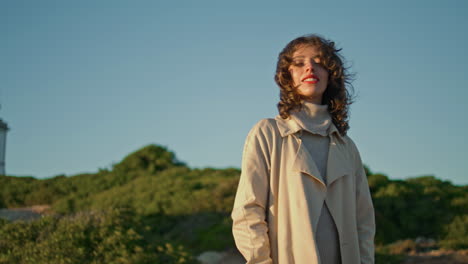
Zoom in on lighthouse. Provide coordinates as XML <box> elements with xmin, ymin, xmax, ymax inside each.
<box><xmin>0</xmin><ymin>118</ymin><xmax>8</xmax><ymax>175</ymax></box>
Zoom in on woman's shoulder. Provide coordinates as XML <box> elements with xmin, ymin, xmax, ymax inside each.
<box><xmin>246</xmin><ymin>118</ymin><xmax>281</xmax><ymax>140</ymax></box>
<box><xmin>249</xmin><ymin>118</ymin><xmax>278</xmax><ymax>132</ymax></box>
<box><xmin>252</xmin><ymin>118</ymin><xmax>277</xmax><ymax>129</ymax></box>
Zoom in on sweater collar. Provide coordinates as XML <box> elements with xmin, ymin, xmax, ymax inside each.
<box><xmin>274</xmin><ymin>102</ymin><xmax>343</xmax><ymax>141</ymax></box>
<box><xmin>290</xmin><ymin>102</ymin><xmax>332</xmax><ymax>136</ymax></box>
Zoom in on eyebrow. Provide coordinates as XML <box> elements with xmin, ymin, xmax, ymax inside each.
<box><xmin>292</xmin><ymin>55</ymin><xmax>321</xmax><ymax>59</ymax></box>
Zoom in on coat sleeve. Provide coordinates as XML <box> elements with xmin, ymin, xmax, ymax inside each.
<box><xmin>354</xmin><ymin>146</ymin><xmax>376</xmax><ymax>264</ymax></box>
<box><xmin>231</xmin><ymin>120</ymin><xmax>274</xmax><ymax>264</ymax></box>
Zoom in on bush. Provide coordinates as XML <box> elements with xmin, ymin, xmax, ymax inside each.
<box><xmin>0</xmin><ymin>209</ymin><xmax>198</xmax><ymax>264</ymax></box>
<box><xmin>440</xmin><ymin>214</ymin><xmax>468</xmax><ymax>249</ymax></box>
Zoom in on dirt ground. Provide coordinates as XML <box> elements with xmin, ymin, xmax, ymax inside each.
<box><xmin>219</xmin><ymin>250</ymin><xmax>468</xmax><ymax>264</ymax></box>
<box><xmin>402</xmin><ymin>251</ymin><xmax>468</xmax><ymax>264</ymax></box>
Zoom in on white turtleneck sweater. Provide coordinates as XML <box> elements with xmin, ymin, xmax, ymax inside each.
<box><xmin>290</xmin><ymin>101</ymin><xmax>341</xmax><ymax>264</ymax></box>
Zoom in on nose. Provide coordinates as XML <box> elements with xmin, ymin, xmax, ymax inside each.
<box><xmin>305</xmin><ymin>60</ymin><xmax>315</xmax><ymax>73</ymax></box>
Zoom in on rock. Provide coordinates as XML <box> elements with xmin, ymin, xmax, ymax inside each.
<box><xmin>197</xmin><ymin>251</ymin><xmax>224</xmax><ymax>264</ymax></box>
<box><xmin>197</xmin><ymin>249</ymin><xmax>245</xmax><ymax>264</ymax></box>
<box><xmin>415</xmin><ymin>236</ymin><xmax>436</xmax><ymax>245</ymax></box>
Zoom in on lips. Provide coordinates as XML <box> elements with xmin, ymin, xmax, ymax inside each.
<box><xmin>301</xmin><ymin>74</ymin><xmax>319</xmax><ymax>84</ymax></box>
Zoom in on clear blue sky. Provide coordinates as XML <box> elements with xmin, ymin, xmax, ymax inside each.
<box><xmin>2</xmin><ymin>1</ymin><xmax>467</xmax><ymax>185</ymax></box>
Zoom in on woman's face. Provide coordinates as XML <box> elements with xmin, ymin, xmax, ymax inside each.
<box><xmin>288</xmin><ymin>45</ymin><xmax>329</xmax><ymax>104</ymax></box>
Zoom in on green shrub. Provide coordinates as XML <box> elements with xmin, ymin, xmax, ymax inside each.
<box><xmin>2</xmin><ymin>145</ymin><xmax>467</xmax><ymax>259</ymax></box>
<box><xmin>440</xmin><ymin>214</ymin><xmax>468</xmax><ymax>249</ymax></box>
<box><xmin>0</xmin><ymin>209</ymin><xmax>198</xmax><ymax>264</ymax></box>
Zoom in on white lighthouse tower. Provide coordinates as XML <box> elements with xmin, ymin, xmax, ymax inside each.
<box><xmin>0</xmin><ymin>118</ymin><xmax>8</xmax><ymax>175</ymax></box>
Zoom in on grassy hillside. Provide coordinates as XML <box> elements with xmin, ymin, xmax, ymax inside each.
<box><xmin>0</xmin><ymin>144</ymin><xmax>466</xmax><ymax>263</ymax></box>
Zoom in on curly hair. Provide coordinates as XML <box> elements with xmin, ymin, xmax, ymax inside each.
<box><xmin>274</xmin><ymin>34</ymin><xmax>354</xmax><ymax>136</ymax></box>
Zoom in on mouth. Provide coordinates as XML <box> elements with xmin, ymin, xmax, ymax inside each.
<box><xmin>301</xmin><ymin>74</ymin><xmax>319</xmax><ymax>84</ymax></box>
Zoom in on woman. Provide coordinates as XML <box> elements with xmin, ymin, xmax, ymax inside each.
<box><xmin>231</xmin><ymin>34</ymin><xmax>375</xmax><ymax>264</ymax></box>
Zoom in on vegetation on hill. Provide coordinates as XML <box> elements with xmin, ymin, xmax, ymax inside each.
<box><xmin>0</xmin><ymin>144</ymin><xmax>466</xmax><ymax>263</ymax></box>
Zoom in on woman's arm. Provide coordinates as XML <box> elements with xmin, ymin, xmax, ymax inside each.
<box><xmin>231</xmin><ymin>120</ymin><xmax>274</xmax><ymax>264</ymax></box>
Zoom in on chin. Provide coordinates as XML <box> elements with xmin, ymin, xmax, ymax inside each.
<box><xmin>298</xmin><ymin>90</ymin><xmax>320</xmax><ymax>98</ymax></box>
<box><xmin>299</xmin><ymin>87</ymin><xmax>326</xmax><ymax>97</ymax></box>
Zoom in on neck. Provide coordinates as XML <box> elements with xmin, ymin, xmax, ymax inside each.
<box><xmin>303</xmin><ymin>97</ymin><xmax>322</xmax><ymax>105</ymax></box>
<box><xmin>290</xmin><ymin>101</ymin><xmax>332</xmax><ymax>136</ymax></box>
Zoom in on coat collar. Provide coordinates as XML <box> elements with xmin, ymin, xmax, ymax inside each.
<box><xmin>275</xmin><ymin>115</ymin><xmax>351</xmax><ymax>187</ymax></box>
<box><xmin>274</xmin><ymin>115</ymin><xmax>344</xmax><ymax>143</ymax></box>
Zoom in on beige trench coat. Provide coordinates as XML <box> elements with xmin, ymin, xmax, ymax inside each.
<box><xmin>231</xmin><ymin>117</ymin><xmax>375</xmax><ymax>264</ymax></box>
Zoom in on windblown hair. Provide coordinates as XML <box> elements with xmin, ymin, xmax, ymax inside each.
<box><xmin>274</xmin><ymin>34</ymin><xmax>354</xmax><ymax>136</ymax></box>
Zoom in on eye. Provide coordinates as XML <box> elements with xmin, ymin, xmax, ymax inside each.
<box><xmin>291</xmin><ymin>60</ymin><xmax>305</xmax><ymax>67</ymax></box>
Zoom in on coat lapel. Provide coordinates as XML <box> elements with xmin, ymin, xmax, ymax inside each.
<box><xmin>276</xmin><ymin>115</ymin><xmax>351</xmax><ymax>186</ymax></box>
<box><xmin>291</xmin><ymin>136</ymin><xmax>325</xmax><ymax>186</ymax></box>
